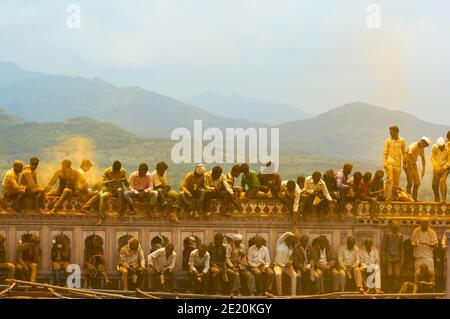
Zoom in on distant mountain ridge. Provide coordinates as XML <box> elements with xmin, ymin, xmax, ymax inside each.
<box><xmin>0</xmin><ymin>62</ymin><xmax>261</xmax><ymax>138</ymax></box>
<box><xmin>187</xmin><ymin>92</ymin><xmax>312</xmax><ymax>125</ymax></box>
<box><xmin>278</xmin><ymin>102</ymin><xmax>450</xmax><ymax>161</ymax></box>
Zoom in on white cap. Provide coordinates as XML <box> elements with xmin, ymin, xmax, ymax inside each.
<box><xmin>233</xmin><ymin>234</ymin><xmax>243</xmax><ymax>241</ymax></box>
<box><xmin>195</xmin><ymin>163</ymin><xmax>206</xmax><ymax>175</ymax></box>
<box><xmin>437</xmin><ymin>137</ymin><xmax>446</xmax><ymax>147</ymax></box>
<box><xmin>421</xmin><ymin>136</ymin><xmax>432</xmax><ymax>146</ymax></box>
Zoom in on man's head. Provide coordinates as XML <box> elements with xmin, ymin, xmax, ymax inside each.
<box><xmin>420</xmin><ymin>220</ymin><xmax>429</xmax><ymax>231</ymax></box>
<box><xmin>61</xmin><ymin>159</ymin><xmax>72</xmax><ymax>173</ymax></box>
<box><xmin>389</xmin><ymin>126</ymin><xmax>399</xmax><ymax>139</ymax></box>
<box><xmin>296</xmin><ymin>176</ymin><xmax>306</xmax><ymax>188</ymax></box>
<box><xmin>363</xmin><ymin>172</ymin><xmax>372</xmax><ymax>182</ymax></box>
<box><xmin>165</xmin><ymin>243</ymin><xmax>174</xmax><ymax>255</ymax></box>
<box><xmin>346</xmin><ymin>235</ymin><xmax>356</xmax><ymax>250</ymax></box>
<box><xmin>13</xmin><ymin>160</ymin><xmax>24</xmax><ymax>174</ymax></box>
<box><xmin>286</xmin><ymin>180</ymin><xmax>296</xmax><ymax>193</ymax></box>
<box><xmin>364</xmin><ymin>238</ymin><xmax>373</xmax><ymax>251</ymax></box>
<box><xmin>29</xmin><ymin>157</ymin><xmax>40</xmax><ymax>171</ymax></box>
<box><xmin>211</xmin><ymin>166</ymin><xmax>223</xmax><ymax>180</ymax></box>
<box><xmin>240</xmin><ymin>163</ymin><xmax>250</xmax><ymax>176</ymax></box>
<box><xmin>285</xmin><ymin>234</ymin><xmax>295</xmax><ymax>248</ymax></box>
<box><xmin>129</xmin><ymin>238</ymin><xmax>139</xmax><ymax>251</ymax></box>
<box><xmin>343</xmin><ymin>163</ymin><xmax>353</xmax><ymax>176</ymax></box>
<box><xmin>214</xmin><ymin>232</ymin><xmax>224</xmax><ymax>246</ymax></box>
<box><xmin>80</xmin><ymin>159</ymin><xmax>93</xmax><ymax>172</ymax></box>
<box><xmin>300</xmin><ymin>235</ymin><xmax>309</xmax><ymax>248</ymax></box>
<box><xmin>233</xmin><ymin>233</ymin><xmax>243</xmax><ymax>247</ymax></box>
<box><xmin>352</xmin><ymin>171</ymin><xmax>363</xmax><ymax>183</ymax></box>
<box><xmin>112</xmin><ymin>160</ymin><xmax>122</xmax><ymax>172</ymax></box>
<box><xmin>312</xmin><ymin>171</ymin><xmax>321</xmax><ymax>184</ymax></box>
<box><xmin>195</xmin><ymin>163</ymin><xmax>206</xmax><ymax>176</ymax></box>
<box><xmin>156</xmin><ymin>162</ymin><xmax>168</xmax><ymax>176</ymax></box>
<box><xmin>390</xmin><ymin>220</ymin><xmax>400</xmax><ymax>233</ymax></box>
<box><xmin>231</xmin><ymin>164</ymin><xmax>241</xmax><ymax>178</ymax></box>
<box><xmin>138</xmin><ymin>163</ymin><xmax>148</xmax><ymax>177</ymax></box>
<box><xmin>198</xmin><ymin>244</ymin><xmax>207</xmax><ymax>257</ymax></box>
<box><xmin>437</xmin><ymin>137</ymin><xmax>446</xmax><ymax>151</ymax></box>
<box><xmin>374</xmin><ymin>170</ymin><xmax>384</xmax><ymax>180</ymax></box>
<box><xmin>418</xmin><ymin>136</ymin><xmax>432</xmax><ymax>149</ymax></box>
<box><xmin>254</xmin><ymin>235</ymin><xmax>264</xmax><ymax>248</ymax></box>
<box><xmin>30</xmin><ymin>235</ymin><xmax>40</xmax><ymax>245</ymax></box>
<box><xmin>318</xmin><ymin>235</ymin><xmax>328</xmax><ymax>249</ymax></box>
<box><xmin>0</xmin><ymin>234</ymin><xmax>5</xmax><ymax>246</ymax></box>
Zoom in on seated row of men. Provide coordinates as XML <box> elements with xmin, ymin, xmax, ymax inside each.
<box><xmin>0</xmin><ymin>219</ymin><xmax>441</xmax><ymax>294</ymax></box>
<box><xmin>2</xmin><ymin>155</ymin><xmax>412</xmax><ymax>225</ymax></box>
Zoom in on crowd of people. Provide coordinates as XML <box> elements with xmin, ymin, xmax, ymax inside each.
<box><xmin>0</xmin><ymin>219</ymin><xmax>445</xmax><ymax>295</ymax></box>
<box><xmin>1</xmin><ymin>127</ymin><xmax>449</xmax><ymax>225</ymax></box>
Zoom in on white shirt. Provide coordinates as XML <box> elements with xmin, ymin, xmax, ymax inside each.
<box><xmin>247</xmin><ymin>245</ymin><xmax>271</xmax><ymax>268</ymax></box>
<box><xmin>119</xmin><ymin>244</ymin><xmax>145</xmax><ymax>268</ymax></box>
<box><xmin>274</xmin><ymin>241</ymin><xmax>293</xmax><ymax>267</ymax></box>
<box><xmin>359</xmin><ymin>247</ymin><xmax>380</xmax><ymax>267</ymax></box>
<box><xmin>148</xmin><ymin>247</ymin><xmax>177</xmax><ymax>272</ymax></box>
<box><xmin>204</xmin><ymin>171</ymin><xmax>234</xmax><ymax>194</ymax></box>
<box><xmin>280</xmin><ymin>180</ymin><xmax>302</xmax><ymax>213</ymax></box>
<box><xmin>189</xmin><ymin>249</ymin><xmax>210</xmax><ymax>273</ymax></box>
<box><xmin>318</xmin><ymin>248</ymin><xmax>327</xmax><ymax>264</ymax></box>
<box><xmin>304</xmin><ymin>176</ymin><xmax>332</xmax><ymax>201</ymax></box>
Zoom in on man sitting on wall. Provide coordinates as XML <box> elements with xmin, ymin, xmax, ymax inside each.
<box><xmin>0</xmin><ymin>234</ymin><xmax>15</xmax><ymax>280</ymax></box>
<box><xmin>180</xmin><ymin>164</ymin><xmax>207</xmax><ymax>218</ymax></box>
<box><xmin>20</xmin><ymin>157</ymin><xmax>46</xmax><ymax>213</ymax></box>
<box><xmin>189</xmin><ymin>244</ymin><xmax>210</xmax><ymax>294</ymax></box>
<box><xmin>152</xmin><ymin>161</ymin><xmax>180</xmax><ymax>223</ymax></box>
<box><xmin>148</xmin><ymin>243</ymin><xmax>177</xmax><ymax>292</ymax></box>
<box><xmin>118</xmin><ymin>238</ymin><xmax>146</xmax><ymax>291</ymax></box>
<box><xmin>204</xmin><ymin>166</ymin><xmax>235</xmax><ymax>217</ymax></box>
<box><xmin>247</xmin><ymin>236</ymin><xmax>274</xmax><ymax>296</ymax></box>
<box><xmin>336</xmin><ymin>235</ymin><xmax>364</xmax><ymax>293</ymax></box>
<box><xmin>46</xmin><ymin>159</ymin><xmax>79</xmax><ymax>214</ymax></box>
<box><xmin>258</xmin><ymin>161</ymin><xmax>282</xmax><ymax>198</ymax></box>
<box><xmin>2</xmin><ymin>160</ymin><xmax>26</xmax><ymax>213</ymax></box>
<box><xmin>240</xmin><ymin>163</ymin><xmax>265</xmax><ymax>199</ymax></box>
<box><xmin>16</xmin><ymin>235</ymin><xmax>41</xmax><ymax>283</ymax></box>
<box><xmin>51</xmin><ymin>234</ymin><xmax>71</xmax><ymax>286</ymax></box>
<box><xmin>125</xmin><ymin>163</ymin><xmax>158</xmax><ymax>216</ymax></box>
<box><xmin>300</xmin><ymin>172</ymin><xmax>335</xmax><ymax>220</ymax></box>
<box><xmin>280</xmin><ymin>180</ymin><xmax>302</xmax><ymax>224</ymax></box>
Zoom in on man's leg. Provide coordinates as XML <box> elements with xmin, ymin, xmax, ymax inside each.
<box><xmin>240</xmin><ymin>268</ymin><xmax>256</xmax><ymax>295</ymax></box>
<box><xmin>432</xmin><ymin>169</ymin><xmax>442</xmax><ymax>202</ymax></box>
<box><xmin>249</xmin><ymin>267</ymin><xmax>262</xmax><ymax>294</ymax></box>
<box><xmin>353</xmin><ymin>267</ymin><xmax>363</xmax><ymax>290</ymax></box>
<box><xmin>411</xmin><ymin>164</ymin><xmax>420</xmax><ymax>201</ymax></box>
<box><xmin>273</xmin><ymin>265</ymin><xmax>284</xmax><ymax>295</ymax></box>
<box><xmin>209</xmin><ymin>266</ymin><xmax>220</xmax><ymax>294</ymax></box>
<box><xmin>392</xmin><ymin>166</ymin><xmax>401</xmax><ymax>198</ymax></box>
<box><xmin>263</xmin><ymin>267</ymin><xmax>274</xmax><ymax>294</ymax></box>
<box><xmin>405</xmin><ymin>165</ymin><xmax>413</xmax><ymax>195</ymax></box>
<box><xmin>52</xmin><ymin>188</ymin><xmax>73</xmax><ymax>212</ymax></box>
<box><xmin>98</xmin><ymin>192</ymin><xmax>112</xmax><ymax>222</ymax></box>
<box><xmin>29</xmin><ymin>262</ymin><xmax>38</xmax><ymax>282</ymax></box>
<box><xmin>83</xmin><ymin>192</ymin><xmax>100</xmax><ymax>211</ymax></box>
<box><xmin>286</xmin><ymin>265</ymin><xmax>298</xmax><ymax>296</ymax></box>
<box><xmin>385</xmin><ymin>165</ymin><xmax>394</xmax><ymax>200</ymax></box>
<box><xmin>441</xmin><ymin>169</ymin><xmax>449</xmax><ymax>203</ymax></box>
<box><xmin>334</xmin><ymin>268</ymin><xmax>346</xmax><ymax>292</ymax></box>
<box><xmin>119</xmin><ymin>266</ymin><xmax>129</xmax><ymax>291</ymax></box>
<box><xmin>0</xmin><ymin>262</ymin><xmax>15</xmax><ymax>279</ymax></box>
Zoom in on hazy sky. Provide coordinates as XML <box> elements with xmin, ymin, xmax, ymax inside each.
<box><xmin>0</xmin><ymin>0</ymin><xmax>449</xmax><ymax>124</ymax></box>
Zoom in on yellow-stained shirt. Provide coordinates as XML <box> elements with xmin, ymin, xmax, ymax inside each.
<box><xmin>383</xmin><ymin>137</ymin><xmax>406</xmax><ymax>167</ymax></box>
<box><xmin>431</xmin><ymin>144</ymin><xmax>448</xmax><ymax>170</ymax></box>
<box><xmin>2</xmin><ymin>168</ymin><xmax>23</xmax><ymax>194</ymax></box>
<box><xmin>151</xmin><ymin>170</ymin><xmax>169</xmax><ymax>188</ymax></box>
<box><xmin>407</xmin><ymin>142</ymin><xmax>425</xmax><ymax>163</ymax></box>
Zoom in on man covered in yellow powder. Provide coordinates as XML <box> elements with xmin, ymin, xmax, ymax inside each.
<box><xmin>46</xmin><ymin>159</ymin><xmax>80</xmax><ymax>214</ymax></box>
<box><xmin>404</xmin><ymin>136</ymin><xmax>431</xmax><ymax>201</ymax></box>
<box><xmin>21</xmin><ymin>157</ymin><xmax>46</xmax><ymax>212</ymax></box>
<box><xmin>383</xmin><ymin>126</ymin><xmax>407</xmax><ymax>201</ymax></box>
<box><xmin>2</xmin><ymin>160</ymin><xmax>26</xmax><ymax>213</ymax></box>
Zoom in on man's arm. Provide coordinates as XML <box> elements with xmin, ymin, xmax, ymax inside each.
<box><xmin>47</xmin><ymin>171</ymin><xmax>60</xmax><ymax>190</ymax></box>
<box><xmin>247</xmin><ymin>247</ymin><xmax>258</xmax><ymax>268</ymax></box>
<box><xmin>188</xmin><ymin>251</ymin><xmax>197</xmax><ymax>272</ymax></box>
<box><xmin>264</xmin><ymin>246</ymin><xmax>271</xmax><ymax>268</ymax></box>
<box><xmin>337</xmin><ymin>247</ymin><xmax>345</xmax><ymax>269</ymax></box>
<box><xmin>293</xmin><ymin>187</ymin><xmax>301</xmax><ymax>213</ymax></box>
<box><xmin>144</xmin><ymin>175</ymin><xmax>153</xmax><ymax>193</ymax></box>
<box><xmin>180</xmin><ymin>173</ymin><xmax>192</xmax><ymax>195</ymax></box>
<box><xmin>168</xmin><ymin>252</ymin><xmax>176</xmax><ymax>271</ymax></box>
<box><xmin>336</xmin><ymin>172</ymin><xmax>350</xmax><ymax>190</ymax></box>
<box><xmin>321</xmin><ymin>182</ymin><xmax>333</xmax><ymax>201</ymax></box>
<box><xmin>383</xmin><ymin>139</ymin><xmax>389</xmax><ymax>168</ymax></box>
